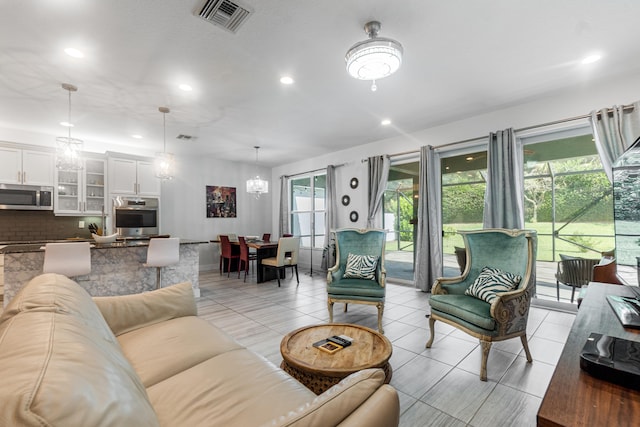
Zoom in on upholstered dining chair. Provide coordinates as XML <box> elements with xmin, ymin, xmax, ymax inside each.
<box><xmin>238</xmin><ymin>236</ymin><xmax>253</xmax><ymax>282</ymax></box>
<box><xmin>426</xmin><ymin>229</ymin><xmax>537</xmax><ymax>381</ymax></box>
<box><xmin>327</xmin><ymin>228</ymin><xmax>386</xmax><ymax>333</ymax></box>
<box><xmin>261</xmin><ymin>237</ymin><xmax>300</xmax><ymax>287</ymax></box>
<box><xmin>555</xmin><ymin>255</ymin><xmax>600</xmax><ymax>303</ymax></box>
<box><xmin>219</xmin><ymin>235</ymin><xmax>239</xmax><ymax>277</ymax></box>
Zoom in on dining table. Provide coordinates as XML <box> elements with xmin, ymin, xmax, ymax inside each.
<box><xmin>211</xmin><ymin>238</ymin><xmax>282</xmax><ymax>283</ymax></box>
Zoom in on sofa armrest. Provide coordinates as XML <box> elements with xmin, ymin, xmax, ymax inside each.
<box><xmin>93</xmin><ymin>281</ymin><xmax>196</xmax><ymax>336</ymax></box>
<box><xmin>262</xmin><ymin>369</ymin><xmax>398</xmax><ymax>427</ymax></box>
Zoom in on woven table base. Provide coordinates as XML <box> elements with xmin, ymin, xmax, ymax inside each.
<box><xmin>280</xmin><ymin>360</ymin><xmax>392</xmax><ymax>395</ymax></box>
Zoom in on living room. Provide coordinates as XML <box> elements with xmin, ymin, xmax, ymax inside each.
<box><xmin>1</xmin><ymin>1</ymin><xmax>640</xmax><ymax>426</ymax></box>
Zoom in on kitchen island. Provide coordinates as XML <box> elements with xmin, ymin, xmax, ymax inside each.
<box><xmin>1</xmin><ymin>238</ymin><xmax>205</xmax><ymax>306</ymax></box>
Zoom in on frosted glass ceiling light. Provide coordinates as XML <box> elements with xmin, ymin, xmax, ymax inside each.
<box><xmin>56</xmin><ymin>83</ymin><xmax>83</xmax><ymax>171</ymax></box>
<box><xmin>246</xmin><ymin>146</ymin><xmax>269</xmax><ymax>198</ymax></box>
<box><xmin>155</xmin><ymin>107</ymin><xmax>175</xmax><ymax>180</ymax></box>
<box><xmin>345</xmin><ymin>21</ymin><xmax>403</xmax><ymax>92</ymax></box>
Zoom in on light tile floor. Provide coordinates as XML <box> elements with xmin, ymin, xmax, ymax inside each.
<box><xmin>196</xmin><ymin>270</ymin><xmax>575</xmax><ymax>427</ymax></box>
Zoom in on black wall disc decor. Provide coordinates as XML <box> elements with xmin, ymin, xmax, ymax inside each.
<box><xmin>349</xmin><ymin>177</ymin><xmax>359</xmax><ymax>189</ymax></box>
<box><xmin>341</xmin><ymin>195</ymin><xmax>350</xmax><ymax>206</ymax></box>
<box><xmin>349</xmin><ymin>211</ymin><xmax>359</xmax><ymax>222</ymax></box>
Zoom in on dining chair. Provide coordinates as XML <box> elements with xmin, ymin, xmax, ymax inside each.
<box><xmin>143</xmin><ymin>237</ymin><xmax>180</xmax><ymax>289</ymax></box>
<box><xmin>43</xmin><ymin>242</ymin><xmax>92</xmax><ymax>278</ymax></box>
<box><xmin>219</xmin><ymin>235</ymin><xmax>240</xmax><ymax>277</ymax></box>
<box><xmin>238</xmin><ymin>236</ymin><xmax>254</xmax><ymax>282</ymax></box>
<box><xmin>261</xmin><ymin>237</ymin><xmax>300</xmax><ymax>287</ymax></box>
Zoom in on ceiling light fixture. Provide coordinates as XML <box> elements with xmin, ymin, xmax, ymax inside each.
<box><xmin>131</xmin><ymin>134</ymin><xmax>143</xmax><ymax>139</ymax></box>
<box><xmin>155</xmin><ymin>107</ymin><xmax>175</xmax><ymax>180</ymax></box>
<box><xmin>280</xmin><ymin>76</ymin><xmax>294</xmax><ymax>85</ymax></box>
<box><xmin>55</xmin><ymin>83</ymin><xmax>83</xmax><ymax>171</ymax></box>
<box><xmin>345</xmin><ymin>21</ymin><xmax>403</xmax><ymax>92</ymax></box>
<box><xmin>246</xmin><ymin>146</ymin><xmax>269</xmax><ymax>198</ymax></box>
<box><xmin>179</xmin><ymin>84</ymin><xmax>193</xmax><ymax>91</ymax></box>
<box><xmin>581</xmin><ymin>54</ymin><xmax>602</xmax><ymax>65</ymax></box>
<box><xmin>64</xmin><ymin>47</ymin><xmax>84</xmax><ymax>58</ymax></box>
<box><xmin>381</xmin><ymin>118</ymin><xmax>392</xmax><ymax>126</ymax></box>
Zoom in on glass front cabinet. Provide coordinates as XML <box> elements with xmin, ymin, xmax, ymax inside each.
<box><xmin>55</xmin><ymin>157</ymin><xmax>107</xmax><ymax>216</ymax></box>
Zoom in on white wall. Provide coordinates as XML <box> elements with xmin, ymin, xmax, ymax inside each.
<box><xmin>271</xmin><ymin>73</ymin><xmax>640</xmax><ymax>271</ymax></box>
<box><xmin>160</xmin><ymin>154</ymin><xmax>272</xmax><ymax>271</ymax></box>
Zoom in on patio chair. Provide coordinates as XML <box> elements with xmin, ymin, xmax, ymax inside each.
<box><xmin>426</xmin><ymin>229</ymin><xmax>537</xmax><ymax>381</ymax></box>
<box><xmin>327</xmin><ymin>228</ymin><xmax>386</xmax><ymax>333</ymax></box>
<box><xmin>555</xmin><ymin>255</ymin><xmax>600</xmax><ymax>303</ymax></box>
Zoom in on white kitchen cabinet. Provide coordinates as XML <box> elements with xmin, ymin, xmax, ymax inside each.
<box><xmin>55</xmin><ymin>157</ymin><xmax>107</xmax><ymax>215</ymax></box>
<box><xmin>0</xmin><ymin>146</ymin><xmax>54</xmax><ymax>186</ymax></box>
<box><xmin>108</xmin><ymin>156</ymin><xmax>160</xmax><ymax>196</ymax></box>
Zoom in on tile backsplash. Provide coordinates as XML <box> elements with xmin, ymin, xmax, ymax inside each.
<box><xmin>0</xmin><ymin>211</ymin><xmax>102</xmax><ymax>242</ymax></box>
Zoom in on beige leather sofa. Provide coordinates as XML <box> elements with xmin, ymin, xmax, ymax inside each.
<box><xmin>0</xmin><ymin>274</ymin><xmax>399</xmax><ymax>427</ymax></box>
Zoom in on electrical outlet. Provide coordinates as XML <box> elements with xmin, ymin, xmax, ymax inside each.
<box><xmin>78</xmin><ymin>220</ymin><xmax>85</xmax><ymax>229</ymax></box>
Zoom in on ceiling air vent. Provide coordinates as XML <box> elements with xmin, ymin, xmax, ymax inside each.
<box><xmin>197</xmin><ymin>0</ymin><xmax>251</xmax><ymax>34</ymax></box>
<box><xmin>176</xmin><ymin>134</ymin><xmax>196</xmax><ymax>141</ymax></box>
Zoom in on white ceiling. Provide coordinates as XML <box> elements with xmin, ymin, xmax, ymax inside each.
<box><xmin>1</xmin><ymin>0</ymin><xmax>640</xmax><ymax>167</ymax></box>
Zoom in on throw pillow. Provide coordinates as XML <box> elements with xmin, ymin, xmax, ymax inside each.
<box><xmin>465</xmin><ymin>266</ymin><xmax>522</xmax><ymax>304</ymax></box>
<box><xmin>343</xmin><ymin>253</ymin><xmax>379</xmax><ymax>280</ymax></box>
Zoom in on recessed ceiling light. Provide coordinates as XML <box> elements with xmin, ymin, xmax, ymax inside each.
<box><xmin>64</xmin><ymin>48</ymin><xmax>84</xmax><ymax>58</ymax></box>
<box><xmin>179</xmin><ymin>84</ymin><xmax>193</xmax><ymax>91</ymax></box>
<box><xmin>280</xmin><ymin>76</ymin><xmax>294</xmax><ymax>85</ymax></box>
<box><xmin>466</xmin><ymin>156</ymin><xmax>474</xmax><ymax>161</ymax></box>
<box><xmin>60</xmin><ymin>121</ymin><xmax>73</xmax><ymax>127</ymax></box>
<box><xmin>131</xmin><ymin>134</ymin><xmax>143</xmax><ymax>139</ymax></box>
<box><xmin>581</xmin><ymin>54</ymin><xmax>601</xmax><ymax>65</ymax></box>
<box><xmin>381</xmin><ymin>119</ymin><xmax>392</xmax><ymax>126</ymax></box>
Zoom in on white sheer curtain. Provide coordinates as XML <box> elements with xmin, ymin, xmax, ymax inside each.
<box><xmin>367</xmin><ymin>155</ymin><xmax>390</xmax><ymax>228</ymax></box>
<box><xmin>321</xmin><ymin>165</ymin><xmax>337</xmax><ymax>270</ymax></box>
<box><xmin>483</xmin><ymin>128</ymin><xmax>524</xmax><ymax>229</ymax></box>
<box><xmin>278</xmin><ymin>176</ymin><xmax>289</xmax><ymax>237</ymax></box>
<box><xmin>589</xmin><ymin>101</ymin><xmax>640</xmax><ymax>181</ymax></box>
<box><xmin>415</xmin><ymin>146</ymin><xmax>443</xmax><ymax>292</ymax></box>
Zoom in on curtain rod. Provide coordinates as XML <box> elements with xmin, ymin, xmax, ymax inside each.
<box><xmin>282</xmin><ymin>162</ymin><xmax>347</xmax><ymax>179</ymax></box>
<box><xmin>362</xmin><ymin>103</ymin><xmax>636</xmax><ymax>160</ymax></box>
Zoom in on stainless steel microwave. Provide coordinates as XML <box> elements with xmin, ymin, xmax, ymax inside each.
<box><xmin>0</xmin><ymin>184</ymin><xmax>53</xmax><ymax>210</ymax></box>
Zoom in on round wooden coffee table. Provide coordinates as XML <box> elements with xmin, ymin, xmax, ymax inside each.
<box><xmin>280</xmin><ymin>323</ymin><xmax>393</xmax><ymax>395</ymax></box>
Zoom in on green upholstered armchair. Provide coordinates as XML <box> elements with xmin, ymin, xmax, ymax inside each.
<box><xmin>327</xmin><ymin>228</ymin><xmax>386</xmax><ymax>333</ymax></box>
<box><xmin>426</xmin><ymin>229</ymin><xmax>537</xmax><ymax>381</ymax></box>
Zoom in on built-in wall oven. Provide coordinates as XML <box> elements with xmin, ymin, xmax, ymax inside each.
<box><xmin>113</xmin><ymin>196</ymin><xmax>159</xmax><ymax>238</ymax></box>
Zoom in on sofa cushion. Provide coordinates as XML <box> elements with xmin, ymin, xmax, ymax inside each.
<box><xmin>147</xmin><ymin>348</ymin><xmax>316</xmax><ymax>427</ymax></box>
<box><xmin>343</xmin><ymin>253</ymin><xmax>379</xmax><ymax>280</ymax></box>
<box><xmin>327</xmin><ymin>279</ymin><xmax>385</xmax><ymax>299</ymax></box>
<box><xmin>0</xmin><ymin>273</ymin><xmax>159</xmax><ymax>427</ymax></box>
<box><xmin>429</xmin><ymin>294</ymin><xmax>495</xmax><ymax>331</ymax></box>
<box><xmin>117</xmin><ymin>315</ymin><xmax>244</xmax><ymax>387</ymax></box>
<box><xmin>93</xmin><ymin>281</ymin><xmax>197</xmax><ymax>335</ymax></box>
<box><xmin>465</xmin><ymin>266</ymin><xmax>521</xmax><ymax>304</ymax></box>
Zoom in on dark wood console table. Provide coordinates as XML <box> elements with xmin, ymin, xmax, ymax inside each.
<box><xmin>537</xmin><ymin>282</ymin><xmax>640</xmax><ymax>426</ymax></box>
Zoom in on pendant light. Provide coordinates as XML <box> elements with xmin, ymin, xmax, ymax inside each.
<box><xmin>345</xmin><ymin>21</ymin><xmax>403</xmax><ymax>92</ymax></box>
<box><xmin>246</xmin><ymin>146</ymin><xmax>269</xmax><ymax>198</ymax></box>
<box><xmin>155</xmin><ymin>106</ymin><xmax>175</xmax><ymax>180</ymax></box>
<box><xmin>56</xmin><ymin>83</ymin><xmax>83</xmax><ymax>171</ymax></box>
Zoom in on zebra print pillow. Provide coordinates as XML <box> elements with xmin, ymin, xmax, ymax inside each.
<box><xmin>465</xmin><ymin>266</ymin><xmax>522</xmax><ymax>304</ymax></box>
<box><xmin>343</xmin><ymin>253</ymin><xmax>379</xmax><ymax>280</ymax></box>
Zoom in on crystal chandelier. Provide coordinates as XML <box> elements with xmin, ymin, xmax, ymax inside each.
<box><xmin>155</xmin><ymin>107</ymin><xmax>175</xmax><ymax>180</ymax></box>
<box><xmin>56</xmin><ymin>83</ymin><xmax>83</xmax><ymax>171</ymax></box>
<box><xmin>345</xmin><ymin>21</ymin><xmax>403</xmax><ymax>92</ymax></box>
<box><xmin>246</xmin><ymin>146</ymin><xmax>268</xmax><ymax>198</ymax></box>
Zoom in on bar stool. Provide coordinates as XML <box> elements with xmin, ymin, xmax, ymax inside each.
<box><xmin>43</xmin><ymin>242</ymin><xmax>92</xmax><ymax>277</ymax></box>
<box><xmin>143</xmin><ymin>237</ymin><xmax>180</xmax><ymax>289</ymax></box>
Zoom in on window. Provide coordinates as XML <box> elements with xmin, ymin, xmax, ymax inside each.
<box><xmin>290</xmin><ymin>173</ymin><xmax>326</xmax><ymax>249</ymax></box>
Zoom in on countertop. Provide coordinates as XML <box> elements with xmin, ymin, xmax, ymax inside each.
<box><xmin>0</xmin><ymin>238</ymin><xmax>207</xmax><ymax>254</ymax></box>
